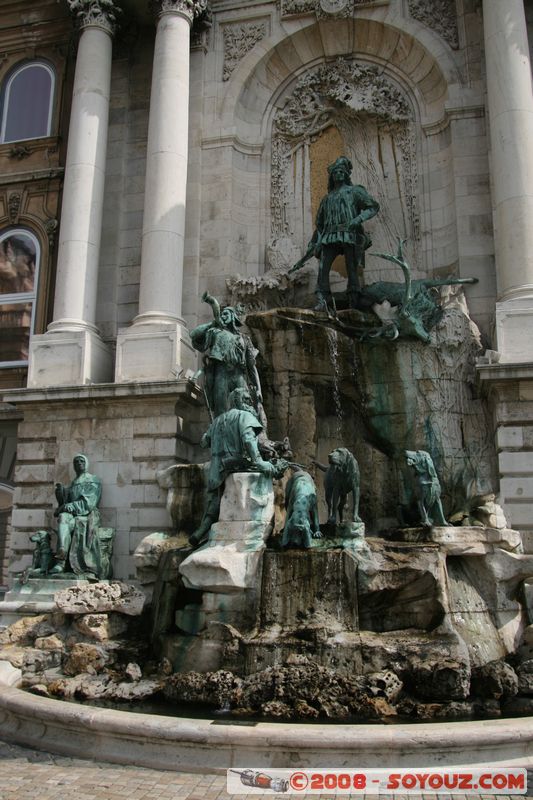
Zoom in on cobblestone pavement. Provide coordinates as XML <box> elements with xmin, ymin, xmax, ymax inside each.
<box><xmin>0</xmin><ymin>740</ymin><xmax>531</xmax><ymax>800</ymax></box>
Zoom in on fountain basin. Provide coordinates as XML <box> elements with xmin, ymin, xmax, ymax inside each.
<box><xmin>0</xmin><ymin>680</ymin><xmax>532</xmax><ymax>771</ymax></box>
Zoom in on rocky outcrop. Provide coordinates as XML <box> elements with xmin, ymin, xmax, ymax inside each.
<box><xmin>246</xmin><ymin>304</ymin><xmax>497</xmax><ymax>530</ymax></box>
<box><xmin>63</xmin><ymin>642</ymin><xmax>118</xmax><ymax>676</ymax></box>
<box><xmin>0</xmin><ymin>578</ymin><xmax>150</xmax><ymax>697</ymax></box>
<box><xmin>73</xmin><ymin>613</ymin><xmax>129</xmax><ymax>642</ymax></box>
<box><xmin>0</xmin><ymin>613</ymin><xmax>66</xmax><ymax>646</ymax></box>
<box><xmin>517</xmin><ymin>660</ymin><xmax>533</xmax><ymax>695</ymax></box>
<box><xmin>356</xmin><ymin>540</ymin><xmax>446</xmax><ymax>632</ymax></box>
<box><xmin>470</xmin><ymin>660</ymin><xmax>519</xmax><ymax>700</ymax></box>
<box><xmin>46</xmin><ymin>674</ymin><xmax>161</xmax><ymax>702</ymax></box>
<box><xmin>163</xmin><ymin>662</ymin><xmax>398</xmax><ymax>720</ymax></box>
<box><xmin>161</xmin><ymin>660</ymin><xmax>505</xmax><ymax>721</ymax></box>
<box><xmin>134</xmin><ymin>532</ymin><xmax>185</xmax><ymax>589</ymax></box>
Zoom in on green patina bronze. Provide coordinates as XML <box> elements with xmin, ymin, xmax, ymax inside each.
<box><xmin>189</xmin><ymin>388</ymin><xmax>287</xmax><ymax>548</ymax></box>
<box><xmin>50</xmin><ymin>454</ymin><xmax>113</xmax><ymax>580</ymax></box>
<box><xmin>190</xmin><ymin>291</ymin><xmax>264</xmax><ymax>420</ymax></box>
<box><xmin>362</xmin><ymin>239</ymin><xmax>478</xmax><ymax>342</ymax></box>
<box><xmin>282</xmin><ymin>469</ymin><xmax>322</xmax><ymax>549</ymax></box>
<box><xmin>26</xmin><ymin>530</ymin><xmax>54</xmax><ymax>578</ymax></box>
<box><xmin>292</xmin><ymin>155</ymin><xmax>379</xmax><ymax>312</ymax></box>
<box><xmin>405</xmin><ymin>449</ymin><xmax>448</xmax><ymax>528</ymax></box>
<box><xmin>315</xmin><ymin>447</ymin><xmax>362</xmax><ymax>526</ymax></box>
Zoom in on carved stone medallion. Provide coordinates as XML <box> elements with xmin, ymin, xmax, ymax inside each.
<box><xmin>318</xmin><ymin>0</ymin><xmax>350</xmax><ymax>15</ymax></box>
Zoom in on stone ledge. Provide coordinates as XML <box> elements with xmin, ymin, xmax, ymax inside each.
<box><xmin>1</xmin><ymin>379</ymin><xmax>203</xmax><ymax>406</ymax></box>
<box><xmin>391</xmin><ymin>526</ymin><xmax>523</xmax><ymax>554</ymax></box>
<box><xmin>477</xmin><ymin>362</ymin><xmax>533</xmax><ymax>383</ymax></box>
<box><xmin>0</xmin><ymin>680</ymin><xmax>532</xmax><ymax>770</ymax></box>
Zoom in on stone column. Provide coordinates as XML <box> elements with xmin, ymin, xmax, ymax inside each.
<box><xmin>28</xmin><ymin>0</ymin><xmax>118</xmax><ymax>388</ymax></box>
<box><xmin>115</xmin><ymin>0</ymin><xmax>205</xmax><ymax>383</ymax></box>
<box><xmin>484</xmin><ymin>0</ymin><xmax>533</xmax><ymax>362</ymax></box>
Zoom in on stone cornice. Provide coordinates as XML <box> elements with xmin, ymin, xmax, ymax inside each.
<box><xmin>477</xmin><ymin>362</ymin><xmax>533</xmax><ymax>383</ymax></box>
<box><xmin>1</xmin><ymin>378</ymin><xmax>203</xmax><ymax>406</ymax></box>
<box><xmin>67</xmin><ymin>0</ymin><xmax>122</xmax><ymax>35</ymax></box>
<box><xmin>151</xmin><ymin>0</ymin><xmax>209</xmax><ymax>24</ymax></box>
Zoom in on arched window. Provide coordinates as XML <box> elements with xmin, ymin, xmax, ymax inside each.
<box><xmin>0</xmin><ymin>229</ymin><xmax>40</xmax><ymax>366</ymax></box>
<box><xmin>1</xmin><ymin>61</ymin><xmax>55</xmax><ymax>144</ymax></box>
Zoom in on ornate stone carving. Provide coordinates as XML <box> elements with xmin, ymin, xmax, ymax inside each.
<box><xmin>8</xmin><ymin>145</ymin><xmax>31</xmax><ymax>160</ymax></box>
<box><xmin>191</xmin><ymin>28</ymin><xmax>210</xmax><ymax>52</ymax></box>
<box><xmin>223</xmin><ymin>22</ymin><xmax>267</xmax><ymax>81</ymax></box>
<box><xmin>275</xmin><ymin>61</ymin><xmax>411</xmax><ymax>138</ymax></box>
<box><xmin>280</xmin><ymin>0</ymin><xmax>315</xmax><ymax>16</ymax></box>
<box><xmin>67</xmin><ymin>0</ymin><xmax>121</xmax><ymax>34</ymax></box>
<box><xmin>152</xmin><ymin>0</ymin><xmax>209</xmax><ymax>23</ymax></box>
<box><xmin>280</xmin><ymin>0</ymin><xmax>379</xmax><ymax>18</ymax></box>
<box><xmin>8</xmin><ymin>193</ymin><xmax>21</xmax><ymax>224</ymax></box>
<box><xmin>408</xmin><ymin>0</ymin><xmax>459</xmax><ymax>49</ymax></box>
<box><xmin>45</xmin><ymin>218</ymin><xmax>59</xmax><ymax>250</ymax></box>
<box><xmin>270</xmin><ymin>60</ymin><xmax>420</xmax><ymax>257</ymax></box>
<box><xmin>318</xmin><ymin>0</ymin><xmax>351</xmax><ymax>16</ymax></box>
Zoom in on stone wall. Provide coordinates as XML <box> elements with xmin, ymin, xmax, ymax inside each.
<box><xmin>478</xmin><ymin>364</ymin><xmax>533</xmax><ymax>554</ymax></box>
<box><xmin>3</xmin><ymin>382</ymin><xmax>204</xmax><ymax>584</ymax></box>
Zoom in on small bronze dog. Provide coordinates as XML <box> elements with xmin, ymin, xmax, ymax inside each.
<box><xmin>28</xmin><ymin>529</ymin><xmax>54</xmax><ymax>577</ymax></box>
<box><xmin>282</xmin><ymin>469</ymin><xmax>321</xmax><ymax>549</ymax></box>
<box><xmin>315</xmin><ymin>447</ymin><xmax>361</xmax><ymax>525</ymax></box>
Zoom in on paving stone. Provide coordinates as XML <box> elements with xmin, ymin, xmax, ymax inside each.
<box><xmin>0</xmin><ymin>739</ymin><xmax>528</xmax><ymax>799</ymax></box>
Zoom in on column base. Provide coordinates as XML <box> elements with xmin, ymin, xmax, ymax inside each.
<box><xmin>28</xmin><ymin>328</ymin><xmax>113</xmax><ymax>387</ymax></box>
<box><xmin>495</xmin><ymin>297</ymin><xmax>533</xmax><ymax>362</ymax></box>
<box><xmin>115</xmin><ymin>321</ymin><xmax>195</xmax><ymax>383</ymax></box>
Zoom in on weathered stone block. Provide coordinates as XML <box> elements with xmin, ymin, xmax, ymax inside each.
<box><xmin>156</xmin><ymin>463</ymin><xmax>206</xmax><ymax>533</ymax></box>
<box><xmin>23</xmin><ymin>648</ymin><xmax>62</xmax><ymax>675</ymax></box>
<box><xmin>73</xmin><ymin>613</ymin><xmax>129</xmax><ymax>641</ymax></box>
<box><xmin>34</xmin><ymin>635</ymin><xmax>64</xmax><ymax>651</ymax></box>
<box><xmin>180</xmin><ymin>543</ymin><xmax>263</xmax><ymax>594</ymax></box>
<box><xmin>55</xmin><ymin>582</ymin><xmax>145</xmax><ymax>616</ymax></box>
<box><xmin>470</xmin><ymin>660</ymin><xmax>518</xmax><ymax>699</ymax></box>
<box><xmin>219</xmin><ymin>472</ymin><xmax>274</xmax><ymax>523</ymax></box>
<box><xmin>63</xmin><ymin>642</ymin><xmax>113</xmax><ymax>676</ymax></box>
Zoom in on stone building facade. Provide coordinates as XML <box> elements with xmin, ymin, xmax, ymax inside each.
<box><xmin>1</xmin><ymin>0</ymin><xmax>533</xmax><ymax>584</ymax></box>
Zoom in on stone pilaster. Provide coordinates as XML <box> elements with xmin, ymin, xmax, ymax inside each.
<box><xmin>28</xmin><ymin>0</ymin><xmax>120</xmax><ymax>387</ymax></box>
<box><xmin>483</xmin><ymin>0</ymin><xmax>533</xmax><ymax>362</ymax></box>
<box><xmin>115</xmin><ymin>0</ymin><xmax>206</xmax><ymax>383</ymax></box>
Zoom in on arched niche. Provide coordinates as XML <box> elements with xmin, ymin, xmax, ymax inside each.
<box><xmin>267</xmin><ymin>59</ymin><xmax>421</xmax><ymax>281</ymax></box>
<box><xmin>214</xmin><ymin>16</ymin><xmax>461</xmax><ymax>284</ymax></box>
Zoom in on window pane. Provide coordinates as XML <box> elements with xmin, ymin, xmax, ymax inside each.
<box><xmin>3</xmin><ymin>65</ymin><xmax>53</xmax><ymax>143</ymax></box>
<box><xmin>0</xmin><ymin>234</ymin><xmax>36</xmax><ymax>294</ymax></box>
<box><xmin>0</xmin><ymin>301</ymin><xmax>32</xmax><ymax>362</ymax></box>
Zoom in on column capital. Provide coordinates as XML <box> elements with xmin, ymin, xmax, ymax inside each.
<box><xmin>67</xmin><ymin>0</ymin><xmax>121</xmax><ymax>35</ymax></box>
<box><xmin>151</xmin><ymin>0</ymin><xmax>208</xmax><ymax>25</ymax></box>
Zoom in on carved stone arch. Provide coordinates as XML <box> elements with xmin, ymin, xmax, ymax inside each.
<box><xmin>229</xmin><ymin>16</ymin><xmax>460</xmax><ymax>135</ymax></box>
<box><xmin>218</xmin><ymin>16</ymin><xmax>460</xmax><ymax>285</ymax></box>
